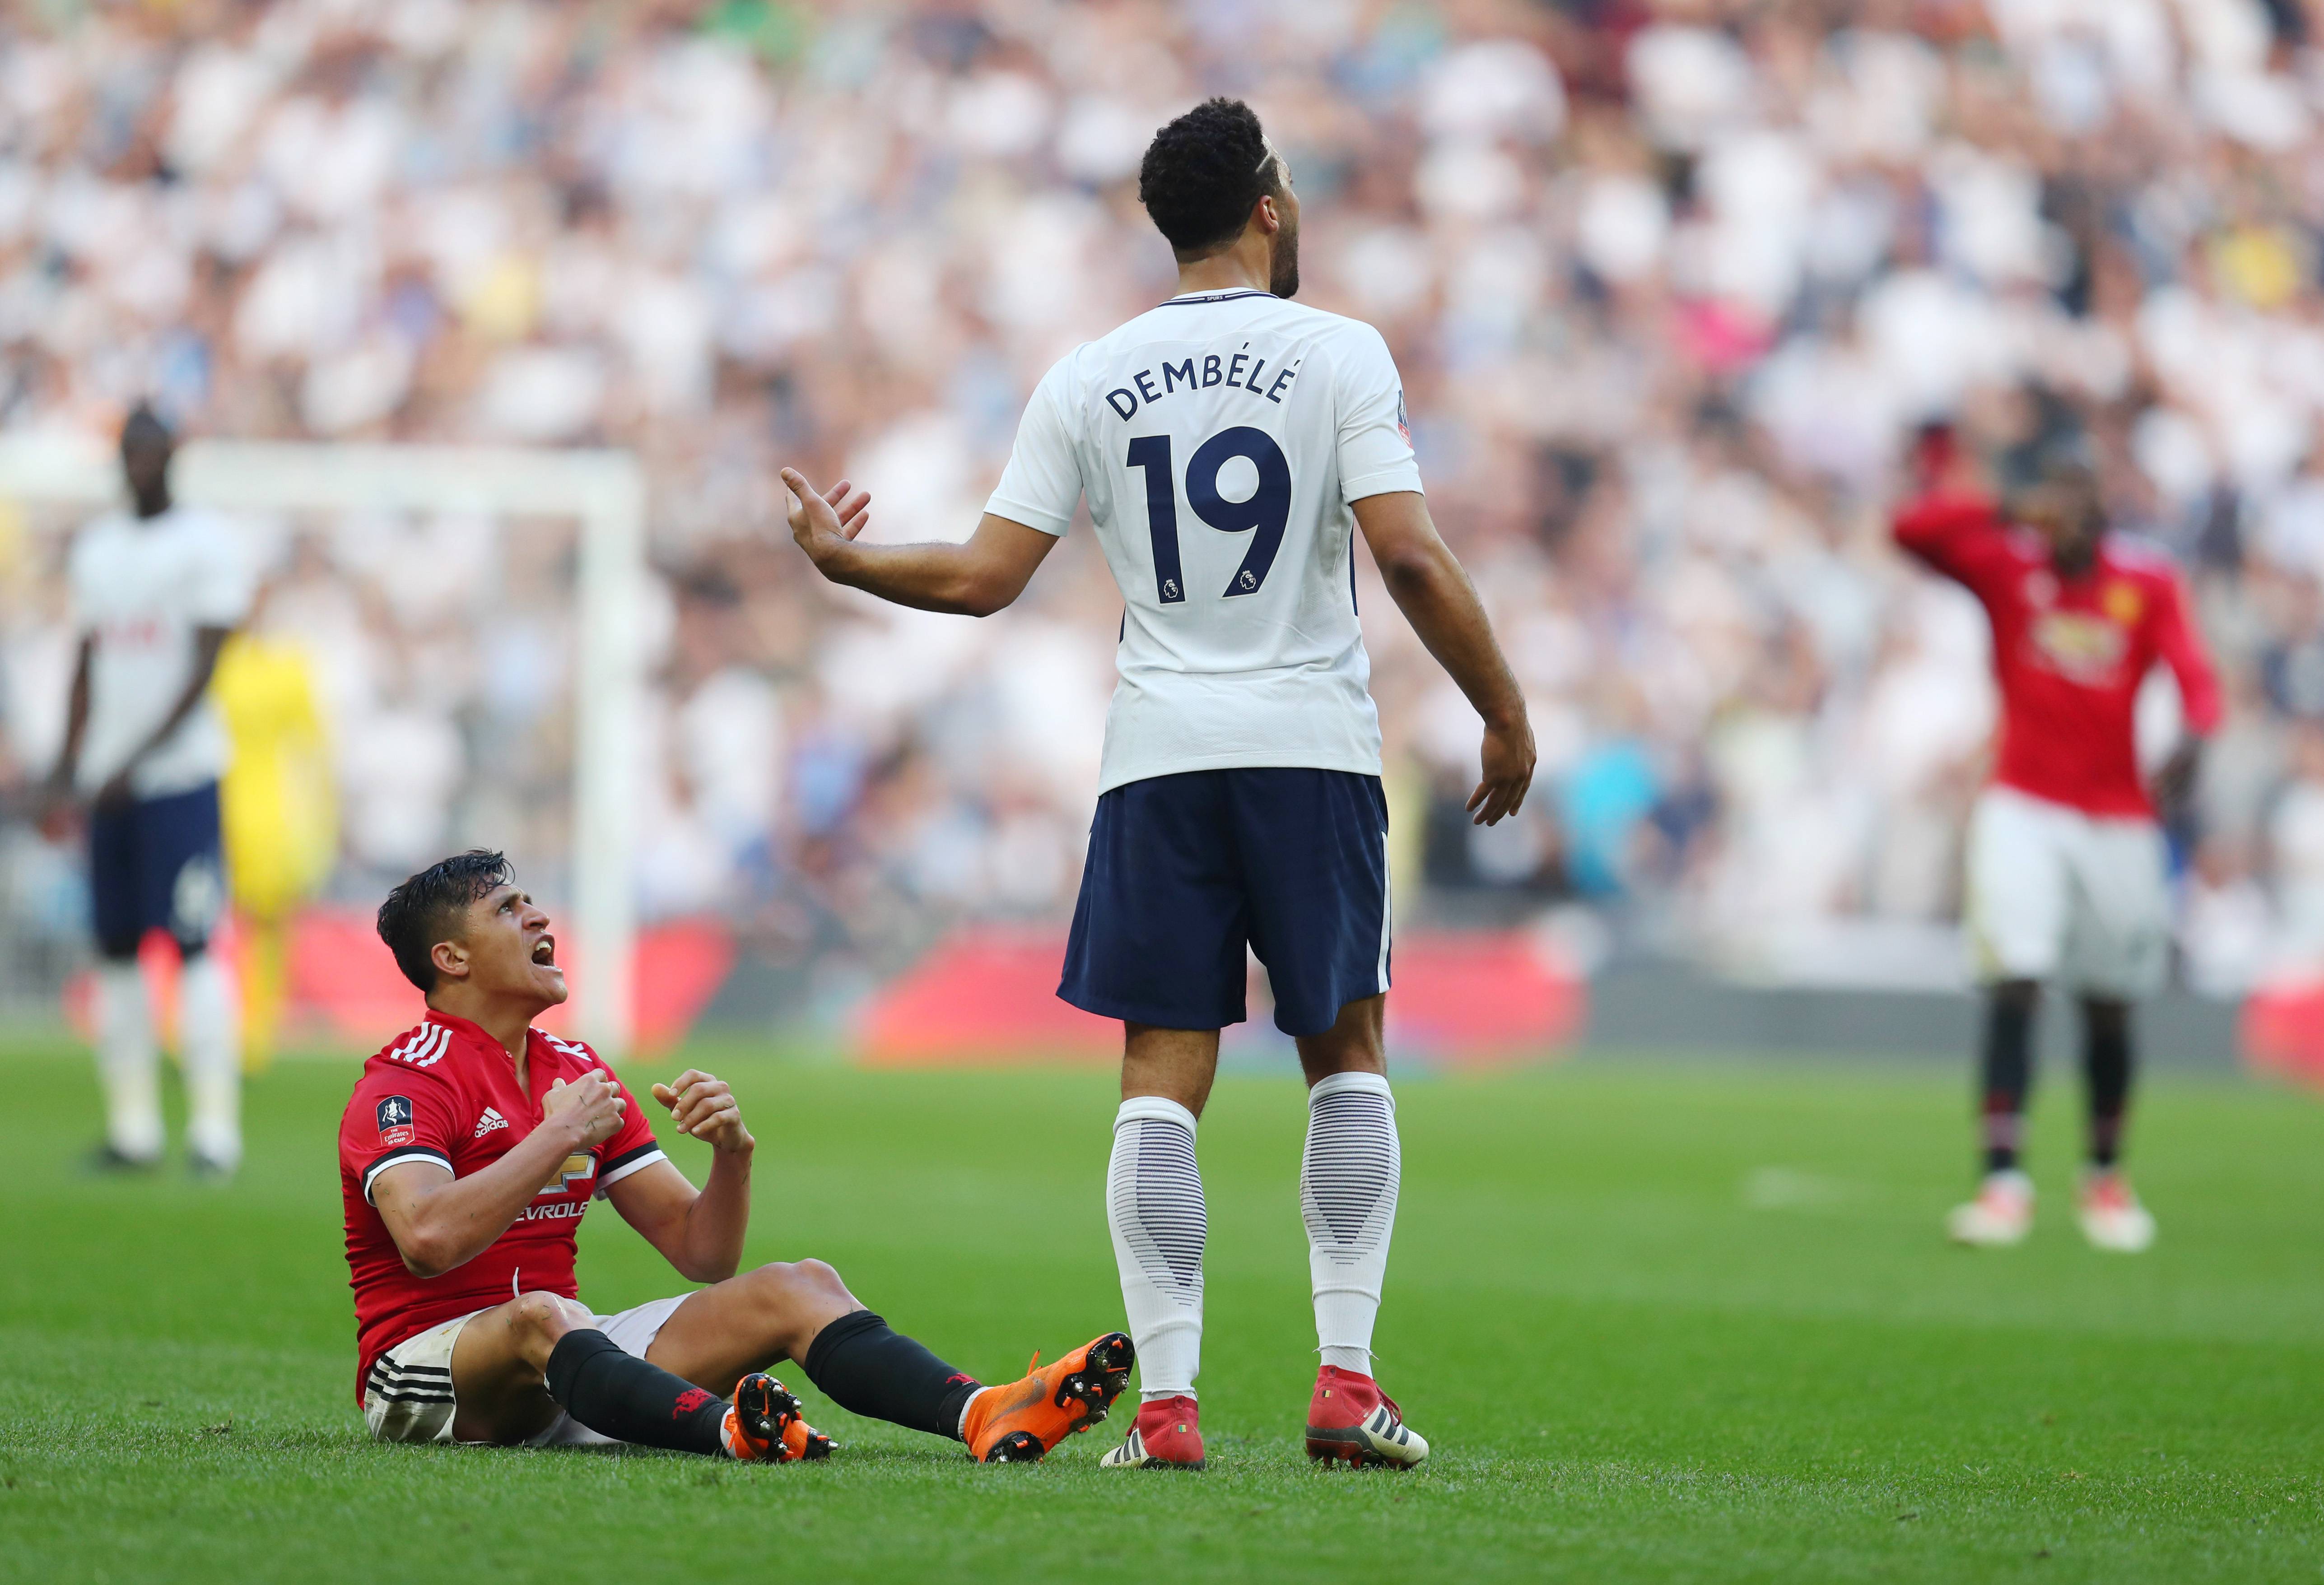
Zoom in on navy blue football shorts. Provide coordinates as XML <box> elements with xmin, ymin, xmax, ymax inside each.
<box><xmin>88</xmin><ymin>780</ymin><xmax>226</xmax><ymax>960</ymax></box>
<box><xmin>1059</xmin><ymin>767</ymin><xmax>1390</xmax><ymax>1038</ymax></box>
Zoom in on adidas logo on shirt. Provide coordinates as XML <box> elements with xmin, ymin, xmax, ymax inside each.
<box><xmin>472</xmin><ymin>1108</ymin><xmax>509</xmax><ymax>1139</ymax></box>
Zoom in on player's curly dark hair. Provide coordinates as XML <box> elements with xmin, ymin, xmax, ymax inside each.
<box><xmin>1137</xmin><ymin>97</ymin><xmax>1281</xmax><ymax>259</ymax></box>
<box><xmin>377</xmin><ymin>850</ymin><xmax>512</xmax><ymax>992</ymax></box>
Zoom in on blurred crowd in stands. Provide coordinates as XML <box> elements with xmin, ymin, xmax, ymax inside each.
<box><xmin>5</xmin><ymin>0</ymin><xmax>2324</xmax><ymax>1001</ymax></box>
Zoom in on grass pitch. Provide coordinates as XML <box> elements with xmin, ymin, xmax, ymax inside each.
<box><xmin>1</xmin><ymin>1039</ymin><xmax>2321</xmax><ymax>1583</ymax></box>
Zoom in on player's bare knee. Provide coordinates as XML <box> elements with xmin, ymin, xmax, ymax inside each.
<box><xmin>1298</xmin><ymin>1006</ymin><xmax>1387</xmax><ymax>1083</ymax></box>
<box><xmin>506</xmin><ymin>1291</ymin><xmax>588</xmax><ymax>1353</ymax></box>
<box><xmin>742</xmin><ymin>1260</ymin><xmax>857</xmax><ymax>1339</ymax></box>
<box><xmin>793</xmin><ymin>1257</ymin><xmax>850</xmax><ymax>1300</ymax></box>
<box><xmin>747</xmin><ymin>1258</ymin><xmax>842</xmax><ymax>1302</ymax></box>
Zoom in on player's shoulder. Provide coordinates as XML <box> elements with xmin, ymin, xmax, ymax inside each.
<box><xmin>1984</xmin><ymin>521</ymin><xmax>2047</xmax><ymax>565</ymax></box>
<box><xmin>159</xmin><ymin>505</ymin><xmax>244</xmax><ymax>558</ymax></box>
<box><xmin>2099</xmin><ymin>534</ymin><xmax>2187</xmax><ymax>584</ymax></box>
<box><xmin>1100</xmin><ymin>292</ymin><xmax>1377</xmax><ymax>344</ymax></box>
<box><xmin>534</xmin><ymin>1028</ymin><xmax>610</xmax><ymax>1078</ymax></box>
<box><xmin>68</xmin><ymin>511</ymin><xmax>131</xmax><ymax>571</ymax></box>
<box><xmin>354</xmin><ymin>1018</ymin><xmax>463</xmax><ymax>1089</ymax></box>
<box><xmin>75</xmin><ymin>507</ymin><xmax>132</xmax><ymax>540</ymax></box>
<box><xmin>1260</xmin><ymin>297</ymin><xmax>1383</xmax><ymax>339</ymax></box>
<box><xmin>340</xmin><ymin>1021</ymin><xmax>462</xmax><ymax>1145</ymax></box>
<box><xmin>1244</xmin><ymin>297</ymin><xmax>1393</xmax><ymax>358</ymax></box>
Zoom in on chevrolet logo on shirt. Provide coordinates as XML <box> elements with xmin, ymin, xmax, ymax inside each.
<box><xmin>535</xmin><ymin>1152</ymin><xmax>596</xmax><ymax>1198</ymax></box>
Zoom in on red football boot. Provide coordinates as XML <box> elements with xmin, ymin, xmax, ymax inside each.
<box><xmin>1305</xmin><ymin>1365</ymin><xmax>1429</xmax><ymax>1468</ymax></box>
<box><xmin>1099</xmin><ymin>1394</ymin><xmax>1206</xmax><ymax>1470</ymax></box>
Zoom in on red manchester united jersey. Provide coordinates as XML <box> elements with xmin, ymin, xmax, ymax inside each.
<box><xmin>337</xmin><ymin>1012</ymin><xmax>664</xmax><ymax>1401</ymax></box>
<box><xmin>1893</xmin><ymin>492</ymin><xmax>2221</xmax><ymax>818</ymax></box>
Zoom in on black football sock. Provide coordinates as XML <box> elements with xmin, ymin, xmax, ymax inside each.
<box><xmin>1979</xmin><ymin>988</ymin><xmax>2035</xmax><ymax>1174</ymax></box>
<box><xmin>2082</xmin><ymin>1007</ymin><xmax>2133</xmax><ymax>1169</ymax></box>
<box><xmin>544</xmin><ymin>1329</ymin><xmax>729</xmax><ymax>1455</ymax></box>
<box><xmin>802</xmin><ymin>1308</ymin><xmax>982</xmax><ymax>1441</ymax></box>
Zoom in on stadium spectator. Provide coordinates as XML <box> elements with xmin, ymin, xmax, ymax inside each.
<box><xmin>3</xmin><ymin>0</ymin><xmax>2324</xmax><ymax>1016</ymax></box>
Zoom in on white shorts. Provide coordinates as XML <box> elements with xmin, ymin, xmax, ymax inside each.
<box><xmin>1965</xmin><ymin>785</ymin><xmax>2169</xmax><ymax>999</ymax></box>
<box><xmin>363</xmin><ymin>1293</ymin><xmax>690</xmax><ymax>1446</ymax></box>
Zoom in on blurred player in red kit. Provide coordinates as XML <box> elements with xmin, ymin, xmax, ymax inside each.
<box><xmin>1894</xmin><ymin>424</ymin><xmax>2219</xmax><ymax>1252</ymax></box>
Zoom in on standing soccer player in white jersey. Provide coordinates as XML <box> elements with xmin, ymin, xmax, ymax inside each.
<box><xmin>780</xmin><ymin>98</ymin><xmax>1534</xmax><ymax>1471</ymax></box>
<box><xmin>43</xmin><ymin>406</ymin><xmax>251</xmax><ymax>1176</ymax></box>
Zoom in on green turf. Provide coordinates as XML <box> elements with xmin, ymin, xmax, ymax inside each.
<box><xmin>1</xmin><ymin>1041</ymin><xmax>2321</xmax><ymax>1583</ymax></box>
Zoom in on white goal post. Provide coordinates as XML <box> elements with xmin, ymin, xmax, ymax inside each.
<box><xmin>0</xmin><ymin>433</ymin><xmax>647</xmax><ymax>1059</ymax></box>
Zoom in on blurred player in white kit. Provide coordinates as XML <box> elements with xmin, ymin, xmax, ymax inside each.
<box><xmin>44</xmin><ymin>405</ymin><xmax>252</xmax><ymax>1176</ymax></box>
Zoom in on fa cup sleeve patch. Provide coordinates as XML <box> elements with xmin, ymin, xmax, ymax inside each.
<box><xmin>377</xmin><ymin>1095</ymin><xmax>416</xmax><ymax>1148</ymax></box>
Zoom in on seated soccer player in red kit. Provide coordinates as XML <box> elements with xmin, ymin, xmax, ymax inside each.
<box><xmin>341</xmin><ymin>849</ymin><xmax>1132</xmax><ymax>1461</ymax></box>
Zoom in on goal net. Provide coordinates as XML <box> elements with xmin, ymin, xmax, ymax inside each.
<box><xmin>0</xmin><ymin>433</ymin><xmax>647</xmax><ymax>1058</ymax></box>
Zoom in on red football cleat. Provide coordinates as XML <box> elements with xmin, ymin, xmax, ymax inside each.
<box><xmin>1099</xmin><ymin>1394</ymin><xmax>1206</xmax><ymax>1470</ymax></box>
<box><xmin>1305</xmin><ymin>1365</ymin><xmax>1429</xmax><ymax>1468</ymax></box>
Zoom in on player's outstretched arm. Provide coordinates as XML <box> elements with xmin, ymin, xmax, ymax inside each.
<box><xmin>781</xmin><ymin>466</ymin><xmax>1057</xmax><ymax>618</ymax></box>
<box><xmin>1353</xmin><ymin>491</ymin><xmax>1535</xmax><ymax>826</ymax></box>
<box><xmin>604</xmin><ymin>1070</ymin><xmax>756</xmax><ymax>1284</ymax></box>
<box><xmin>373</xmin><ymin>1075</ymin><xmax>627</xmax><ymax>1279</ymax></box>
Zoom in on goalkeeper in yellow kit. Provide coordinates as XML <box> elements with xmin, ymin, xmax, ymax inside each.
<box><xmin>213</xmin><ymin>610</ymin><xmax>335</xmax><ymax>1069</ymax></box>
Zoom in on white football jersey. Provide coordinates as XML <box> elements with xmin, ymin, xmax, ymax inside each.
<box><xmin>68</xmin><ymin>505</ymin><xmax>253</xmax><ymax>797</ymax></box>
<box><xmin>987</xmin><ymin>288</ymin><xmax>1422</xmax><ymax>794</ymax></box>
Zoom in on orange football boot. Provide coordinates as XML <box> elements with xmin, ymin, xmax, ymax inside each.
<box><xmin>960</xmin><ymin>1331</ymin><xmax>1136</xmax><ymax>1462</ymax></box>
<box><xmin>779</xmin><ymin>1413</ymin><xmax>837</xmax><ymax>1462</ymax></box>
<box><xmin>721</xmin><ymin>1373</ymin><xmax>835</xmax><ymax>1462</ymax></box>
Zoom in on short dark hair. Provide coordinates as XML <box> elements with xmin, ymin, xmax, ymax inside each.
<box><xmin>377</xmin><ymin>850</ymin><xmax>512</xmax><ymax>992</ymax></box>
<box><xmin>1138</xmin><ymin>98</ymin><xmax>1279</xmax><ymax>259</ymax></box>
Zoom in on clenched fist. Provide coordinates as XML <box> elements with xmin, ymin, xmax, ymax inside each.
<box><xmin>650</xmin><ymin>1070</ymin><xmax>754</xmax><ymax>1157</ymax></box>
<box><xmin>542</xmin><ymin>1073</ymin><xmax>625</xmax><ymax>1150</ymax></box>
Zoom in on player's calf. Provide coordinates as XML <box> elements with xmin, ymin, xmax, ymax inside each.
<box><xmin>542</xmin><ymin>1324</ymin><xmax>833</xmax><ymax>1460</ymax></box>
<box><xmin>647</xmin><ymin>1258</ymin><xmax>862</xmax><ymax>1395</ymax></box>
<box><xmin>450</xmin><ymin>1291</ymin><xmax>803</xmax><ymax>1459</ymax></box>
<box><xmin>631</xmin><ymin>1261</ymin><xmax>914</xmax><ymax>1455</ymax></box>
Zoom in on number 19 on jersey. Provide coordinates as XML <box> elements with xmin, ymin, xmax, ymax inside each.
<box><xmin>1127</xmin><ymin>427</ymin><xmax>1292</xmax><ymax>604</ymax></box>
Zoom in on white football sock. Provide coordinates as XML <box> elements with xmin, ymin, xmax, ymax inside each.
<box><xmin>177</xmin><ymin>952</ymin><xmax>242</xmax><ymax>1169</ymax></box>
<box><xmin>1106</xmin><ymin>1096</ymin><xmax>1205</xmax><ymax>1402</ymax></box>
<box><xmin>1302</xmin><ymin>1070</ymin><xmax>1400</xmax><ymax>1376</ymax></box>
<box><xmin>95</xmin><ymin>960</ymin><xmax>163</xmax><ymax>1161</ymax></box>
